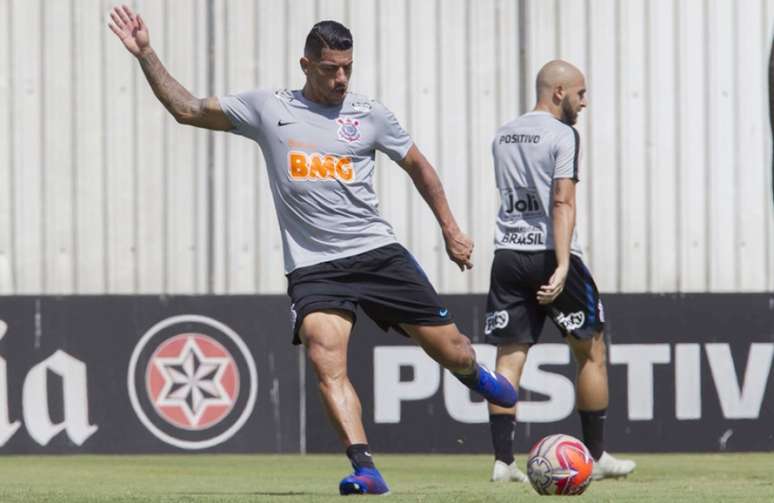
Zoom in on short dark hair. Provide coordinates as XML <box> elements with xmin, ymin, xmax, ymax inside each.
<box><xmin>304</xmin><ymin>21</ymin><xmax>353</xmax><ymax>60</ymax></box>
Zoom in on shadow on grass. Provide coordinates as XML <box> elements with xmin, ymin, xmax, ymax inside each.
<box><xmin>174</xmin><ymin>492</ymin><xmax>311</xmax><ymax>497</ymax></box>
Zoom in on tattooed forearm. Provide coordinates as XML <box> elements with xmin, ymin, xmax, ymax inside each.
<box><xmin>137</xmin><ymin>48</ymin><xmax>202</xmax><ymax>124</ymax></box>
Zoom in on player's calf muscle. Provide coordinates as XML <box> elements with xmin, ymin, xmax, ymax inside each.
<box><xmin>436</xmin><ymin>333</ymin><xmax>475</xmax><ymax>372</ymax></box>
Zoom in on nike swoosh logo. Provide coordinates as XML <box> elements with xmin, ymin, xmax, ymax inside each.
<box><xmin>439</xmin><ymin>308</ymin><xmax>448</xmax><ymax>317</ymax></box>
<box><xmin>277</xmin><ymin>120</ymin><xmax>295</xmax><ymax>127</ymax></box>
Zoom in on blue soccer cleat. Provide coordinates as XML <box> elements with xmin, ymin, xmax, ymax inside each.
<box><xmin>339</xmin><ymin>465</ymin><xmax>390</xmax><ymax>496</ymax></box>
<box><xmin>455</xmin><ymin>363</ymin><xmax>518</xmax><ymax>408</ymax></box>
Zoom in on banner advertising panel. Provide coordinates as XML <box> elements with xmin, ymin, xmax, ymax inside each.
<box><xmin>0</xmin><ymin>296</ymin><xmax>300</xmax><ymax>453</ymax></box>
<box><xmin>0</xmin><ymin>294</ymin><xmax>771</xmax><ymax>453</ymax></box>
<box><xmin>306</xmin><ymin>294</ymin><xmax>774</xmax><ymax>453</ymax></box>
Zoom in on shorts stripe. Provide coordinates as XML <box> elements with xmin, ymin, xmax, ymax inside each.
<box><xmin>584</xmin><ymin>282</ymin><xmax>596</xmax><ymax>326</ymax></box>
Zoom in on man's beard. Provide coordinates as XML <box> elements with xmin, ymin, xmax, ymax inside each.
<box><xmin>560</xmin><ymin>98</ymin><xmax>577</xmax><ymax>125</ymax></box>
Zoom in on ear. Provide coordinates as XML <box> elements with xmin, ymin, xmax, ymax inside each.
<box><xmin>553</xmin><ymin>85</ymin><xmax>565</xmax><ymax>105</ymax></box>
<box><xmin>300</xmin><ymin>56</ymin><xmax>310</xmax><ymax>75</ymax></box>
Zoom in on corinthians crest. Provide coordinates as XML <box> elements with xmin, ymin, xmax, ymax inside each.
<box><xmin>336</xmin><ymin>117</ymin><xmax>360</xmax><ymax>143</ymax></box>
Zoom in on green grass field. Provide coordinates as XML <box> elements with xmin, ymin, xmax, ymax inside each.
<box><xmin>0</xmin><ymin>453</ymin><xmax>772</xmax><ymax>502</ymax></box>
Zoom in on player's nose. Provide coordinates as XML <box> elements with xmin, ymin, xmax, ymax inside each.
<box><xmin>335</xmin><ymin>72</ymin><xmax>348</xmax><ymax>86</ymax></box>
<box><xmin>336</xmin><ymin>79</ymin><xmax>348</xmax><ymax>89</ymax></box>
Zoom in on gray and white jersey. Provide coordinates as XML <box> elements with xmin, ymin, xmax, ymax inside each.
<box><xmin>491</xmin><ymin>111</ymin><xmax>582</xmax><ymax>255</ymax></box>
<box><xmin>219</xmin><ymin>89</ymin><xmax>413</xmax><ymax>273</ymax></box>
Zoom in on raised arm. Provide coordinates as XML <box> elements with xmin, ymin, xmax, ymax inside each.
<box><xmin>108</xmin><ymin>5</ymin><xmax>232</xmax><ymax>131</ymax></box>
<box><xmin>398</xmin><ymin>145</ymin><xmax>473</xmax><ymax>271</ymax></box>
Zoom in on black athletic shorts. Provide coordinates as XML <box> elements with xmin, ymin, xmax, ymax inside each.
<box><xmin>484</xmin><ymin>249</ymin><xmax>605</xmax><ymax>345</ymax></box>
<box><xmin>286</xmin><ymin>243</ymin><xmax>453</xmax><ymax>345</ymax></box>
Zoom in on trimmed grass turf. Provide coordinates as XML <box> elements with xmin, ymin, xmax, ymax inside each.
<box><xmin>0</xmin><ymin>453</ymin><xmax>772</xmax><ymax>502</ymax></box>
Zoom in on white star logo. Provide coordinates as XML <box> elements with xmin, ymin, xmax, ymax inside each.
<box><xmin>152</xmin><ymin>336</ymin><xmax>234</xmax><ymax>429</ymax></box>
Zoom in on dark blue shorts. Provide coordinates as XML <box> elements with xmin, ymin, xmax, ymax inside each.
<box><xmin>286</xmin><ymin>243</ymin><xmax>453</xmax><ymax>345</ymax></box>
<box><xmin>485</xmin><ymin>250</ymin><xmax>605</xmax><ymax>345</ymax></box>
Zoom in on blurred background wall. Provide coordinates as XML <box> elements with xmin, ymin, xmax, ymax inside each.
<box><xmin>0</xmin><ymin>0</ymin><xmax>772</xmax><ymax>295</ymax></box>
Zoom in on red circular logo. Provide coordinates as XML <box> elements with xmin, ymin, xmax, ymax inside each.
<box><xmin>145</xmin><ymin>333</ymin><xmax>240</xmax><ymax>431</ymax></box>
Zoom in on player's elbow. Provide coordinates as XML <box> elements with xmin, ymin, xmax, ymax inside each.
<box><xmin>173</xmin><ymin>99</ymin><xmax>205</xmax><ymax>126</ymax></box>
<box><xmin>174</xmin><ymin>110</ymin><xmax>198</xmax><ymax>126</ymax></box>
<box><xmin>552</xmin><ymin>199</ymin><xmax>575</xmax><ymax>212</ymax></box>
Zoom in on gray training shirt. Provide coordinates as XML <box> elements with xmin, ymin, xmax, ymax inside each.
<box><xmin>491</xmin><ymin>111</ymin><xmax>582</xmax><ymax>256</ymax></box>
<box><xmin>219</xmin><ymin>89</ymin><xmax>413</xmax><ymax>273</ymax></box>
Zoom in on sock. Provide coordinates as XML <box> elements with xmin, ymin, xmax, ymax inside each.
<box><xmin>578</xmin><ymin>409</ymin><xmax>606</xmax><ymax>461</ymax></box>
<box><xmin>346</xmin><ymin>443</ymin><xmax>375</xmax><ymax>469</ymax></box>
<box><xmin>452</xmin><ymin>364</ymin><xmax>479</xmax><ymax>387</ymax></box>
<box><xmin>489</xmin><ymin>414</ymin><xmax>516</xmax><ymax>465</ymax></box>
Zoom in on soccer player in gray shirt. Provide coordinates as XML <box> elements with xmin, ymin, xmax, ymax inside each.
<box><xmin>484</xmin><ymin>60</ymin><xmax>635</xmax><ymax>482</ymax></box>
<box><xmin>109</xmin><ymin>5</ymin><xmax>516</xmax><ymax>495</ymax></box>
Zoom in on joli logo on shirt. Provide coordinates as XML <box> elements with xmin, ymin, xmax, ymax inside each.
<box><xmin>288</xmin><ymin>151</ymin><xmax>354</xmax><ymax>182</ymax></box>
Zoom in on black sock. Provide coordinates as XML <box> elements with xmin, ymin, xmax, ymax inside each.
<box><xmin>578</xmin><ymin>409</ymin><xmax>606</xmax><ymax>461</ymax></box>
<box><xmin>346</xmin><ymin>443</ymin><xmax>375</xmax><ymax>469</ymax></box>
<box><xmin>452</xmin><ymin>364</ymin><xmax>480</xmax><ymax>387</ymax></box>
<box><xmin>489</xmin><ymin>414</ymin><xmax>516</xmax><ymax>465</ymax></box>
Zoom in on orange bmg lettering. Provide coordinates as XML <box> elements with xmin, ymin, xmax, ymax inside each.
<box><xmin>288</xmin><ymin>151</ymin><xmax>354</xmax><ymax>182</ymax></box>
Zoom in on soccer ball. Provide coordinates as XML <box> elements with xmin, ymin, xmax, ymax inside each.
<box><xmin>526</xmin><ymin>434</ymin><xmax>593</xmax><ymax>495</ymax></box>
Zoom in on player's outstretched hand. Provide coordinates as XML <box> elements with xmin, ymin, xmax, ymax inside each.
<box><xmin>444</xmin><ymin>229</ymin><xmax>474</xmax><ymax>271</ymax></box>
<box><xmin>108</xmin><ymin>5</ymin><xmax>150</xmax><ymax>57</ymax></box>
<box><xmin>537</xmin><ymin>265</ymin><xmax>568</xmax><ymax>305</ymax></box>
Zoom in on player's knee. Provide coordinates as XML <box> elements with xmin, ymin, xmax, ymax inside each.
<box><xmin>304</xmin><ymin>334</ymin><xmax>346</xmax><ymax>381</ymax></box>
<box><xmin>572</xmin><ymin>332</ymin><xmax>606</xmax><ymax>367</ymax></box>
<box><xmin>311</xmin><ymin>357</ymin><xmax>347</xmax><ymax>386</ymax></box>
<box><xmin>590</xmin><ymin>332</ymin><xmax>607</xmax><ymax>365</ymax></box>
